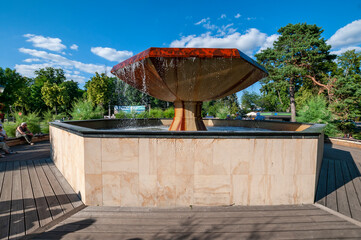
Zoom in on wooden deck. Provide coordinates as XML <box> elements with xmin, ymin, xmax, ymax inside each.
<box><xmin>2</xmin><ymin>141</ymin><xmax>361</xmax><ymax>239</ymax></box>
<box><xmin>0</xmin><ymin>142</ymin><xmax>84</xmax><ymax>240</ymax></box>
<box><xmin>316</xmin><ymin>143</ymin><xmax>361</xmax><ymax>221</ymax></box>
<box><xmin>31</xmin><ymin>205</ymin><xmax>361</xmax><ymax>239</ymax></box>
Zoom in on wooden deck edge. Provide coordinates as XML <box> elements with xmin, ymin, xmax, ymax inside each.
<box><xmin>22</xmin><ymin>204</ymin><xmax>87</xmax><ymax>240</ymax></box>
<box><xmin>326</xmin><ymin>138</ymin><xmax>361</xmax><ymax>149</ymax></box>
<box><xmin>314</xmin><ymin>203</ymin><xmax>361</xmax><ymax>228</ymax></box>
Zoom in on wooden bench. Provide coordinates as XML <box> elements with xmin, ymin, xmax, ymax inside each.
<box><xmin>6</xmin><ymin>134</ymin><xmax>49</xmax><ymax>147</ymax></box>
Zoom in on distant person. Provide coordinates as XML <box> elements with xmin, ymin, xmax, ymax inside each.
<box><xmin>16</xmin><ymin>122</ymin><xmax>34</xmax><ymax>145</ymax></box>
<box><xmin>235</xmin><ymin>113</ymin><xmax>242</xmax><ymax>120</ymax></box>
<box><xmin>0</xmin><ymin>124</ymin><xmax>14</xmax><ymax>155</ymax></box>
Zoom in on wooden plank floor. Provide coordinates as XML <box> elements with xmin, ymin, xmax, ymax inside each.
<box><xmin>0</xmin><ymin>142</ymin><xmax>84</xmax><ymax>240</ymax></box>
<box><xmin>316</xmin><ymin>143</ymin><xmax>361</xmax><ymax>221</ymax></box>
<box><xmin>3</xmin><ymin>141</ymin><xmax>361</xmax><ymax>239</ymax></box>
<box><xmin>32</xmin><ymin>205</ymin><xmax>361</xmax><ymax>239</ymax></box>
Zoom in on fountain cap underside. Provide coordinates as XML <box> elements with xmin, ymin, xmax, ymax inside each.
<box><xmin>111</xmin><ymin>47</ymin><xmax>268</xmax><ymax>102</ymax></box>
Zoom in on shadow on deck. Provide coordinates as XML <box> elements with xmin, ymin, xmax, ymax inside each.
<box><xmin>316</xmin><ymin>143</ymin><xmax>361</xmax><ymax>221</ymax></box>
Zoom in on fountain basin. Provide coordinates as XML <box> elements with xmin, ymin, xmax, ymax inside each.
<box><xmin>50</xmin><ymin>119</ymin><xmax>324</xmax><ymax>207</ymax></box>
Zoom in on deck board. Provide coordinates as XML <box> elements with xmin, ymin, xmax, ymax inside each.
<box><xmin>3</xmin><ymin>141</ymin><xmax>361</xmax><ymax>239</ymax></box>
<box><xmin>9</xmin><ymin>161</ymin><xmax>25</xmax><ymax>239</ymax></box>
<box><xmin>335</xmin><ymin>160</ymin><xmax>352</xmax><ymax>217</ymax></box>
<box><xmin>27</xmin><ymin>160</ymin><xmax>53</xmax><ymax>227</ymax></box>
<box><xmin>33</xmin><ymin>159</ymin><xmax>64</xmax><ymax>220</ymax></box>
<box><xmin>20</xmin><ymin>160</ymin><xmax>40</xmax><ymax>235</ymax></box>
<box><xmin>326</xmin><ymin>158</ymin><xmax>337</xmax><ymax>211</ymax></box>
<box><xmin>0</xmin><ymin>142</ymin><xmax>84</xmax><ymax>239</ymax></box>
<box><xmin>39</xmin><ymin>159</ymin><xmax>74</xmax><ymax>213</ymax></box>
<box><xmin>44</xmin><ymin>158</ymin><xmax>82</xmax><ymax>208</ymax></box>
<box><xmin>318</xmin><ymin>143</ymin><xmax>361</xmax><ymax>223</ymax></box>
<box><xmin>33</xmin><ymin>205</ymin><xmax>361</xmax><ymax>240</ymax></box>
<box><xmin>0</xmin><ymin>162</ymin><xmax>13</xmax><ymax>239</ymax></box>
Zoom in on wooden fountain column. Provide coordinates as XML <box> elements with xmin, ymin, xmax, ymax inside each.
<box><xmin>169</xmin><ymin>100</ymin><xmax>207</xmax><ymax>131</ymax></box>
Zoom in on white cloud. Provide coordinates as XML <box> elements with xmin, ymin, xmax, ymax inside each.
<box><xmin>330</xmin><ymin>46</ymin><xmax>361</xmax><ymax>55</ymax></box>
<box><xmin>235</xmin><ymin>13</ymin><xmax>241</xmax><ymax>19</ymax></box>
<box><xmin>23</xmin><ymin>34</ymin><xmax>66</xmax><ymax>52</ymax></box>
<box><xmin>64</xmin><ymin>73</ymin><xmax>86</xmax><ymax>83</ymax></box>
<box><xmin>70</xmin><ymin>44</ymin><xmax>79</xmax><ymax>50</ymax></box>
<box><xmin>14</xmin><ymin>63</ymin><xmax>53</xmax><ymax>78</ymax></box>
<box><xmin>170</xmin><ymin>28</ymin><xmax>272</xmax><ymax>55</ymax></box>
<box><xmin>16</xmin><ymin>48</ymin><xmax>112</xmax><ymax>83</ymax></box>
<box><xmin>217</xmin><ymin>23</ymin><xmax>236</xmax><ymax>36</ymax></box>
<box><xmin>195</xmin><ymin>18</ymin><xmax>210</xmax><ymax>25</ymax></box>
<box><xmin>257</xmin><ymin>34</ymin><xmax>280</xmax><ymax>53</ymax></box>
<box><xmin>220</xmin><ymin>14</ymin><xmax>226</xmax><ymax>19</ymax></box>
<box><xmin>328</xmin><ymin>19</ymin><xmax>361</xmax><ymax>49</ymax></box>
<box><xmin>247</xmin><ymin>17</ymin><xmax>256</xmax><ymax>21</ymax></box>
<box><xmin>23</xmin><ymin>58</ymin><xmax>40</xmax><ymax>63</ymax></box>
<box><xmin>91</xmin><ymin>47</ymin><xmax>133</xmax><ymax>62</ymax></box>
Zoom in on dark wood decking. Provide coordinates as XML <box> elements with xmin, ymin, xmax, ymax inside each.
<box><xmin>316</xmin><ymin>143</ymin><xmax>361</xmax><ymax>221</ymax></box>
<box><xmin>2</xmin><ymin>141</ymin><xmax>361</xmax><ymax>239</ymax></box>
<box><xmin>32</xmin><ymin>205</ymin><xmax>361</xmax><ymax>239</ymax></box>
<box><xmin>0</xmin><ymin>142</ymin><xmax>84</xmax><ymax>240</ymax></box>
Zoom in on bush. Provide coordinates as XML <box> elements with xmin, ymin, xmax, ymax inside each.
<box><xmin>42</xmin><ymin>110</ymin><xmax>67</xmax><ymax>133</ymax></box>
<box><xmin>149</xmin><ymin>108</ymin><xmax>164</xmax><ymax>118</ymax></box>
<box><xmin>216</xmin><ymin>106</ymin><xmax>230</xmax><ymax>119</ymax></box>
<box><xmin>3</xmin><ymin>122</ymin><xmax>18</xmax><ymax>137</ymax></box>
<box><xmin>24</xmin><ymin>112</ymin><xmax>42</xmax><ymax>134</ymax></box>
<box><xmin>135</xmin><ymin>111</ymin><xmax>149</xmax><ymax>119</ymax></box>
<box><xmin>4</xmin><ymin>112</ymin><xmax>42</xmax><ymax>136</ymax></box>
<box><xmin>70</xmin><ymin>100</ymin><xmax>104</xmax><ymax>120</ymax></box>
<box><xmin>297</xmin><ymin>96</ymin><xmax>340</xmax><ymax>136</ymax></box>
<box><xmin>163</xmin><ymin>107</ymin><xmax>174</xmax><ymax>118</ymax></box>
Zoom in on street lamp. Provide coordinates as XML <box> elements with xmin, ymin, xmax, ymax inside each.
<box><xmin>0</xmin><ymin>85</ymin><xmax>5</xmax><ymax>122</ymax></box>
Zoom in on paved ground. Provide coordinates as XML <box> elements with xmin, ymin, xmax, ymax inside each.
<box><xmin>2</xmin><ymin>141</ymin><xmax>361</xmax><ymax>239</ymax></box>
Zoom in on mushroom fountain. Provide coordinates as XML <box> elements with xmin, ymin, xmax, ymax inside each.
<box><xmin>111</xmin><ymin>48</ymin><xmax>268</xmax><ymax>131</ymax></box>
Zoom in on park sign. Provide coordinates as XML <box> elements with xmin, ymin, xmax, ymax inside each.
<box><xmin>114</xmin><ymin>105</ymin><xmax>146</xmax><ymax>114</ymax></box>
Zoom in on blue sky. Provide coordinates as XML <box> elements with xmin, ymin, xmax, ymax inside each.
<box><xmin>1</xmin><ymin>0</ymin><xmax>361</xmax><ymax>98</ymax></box>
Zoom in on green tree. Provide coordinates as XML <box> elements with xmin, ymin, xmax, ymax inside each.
<box><xmin>256</xmin><ymin>23</ymin><xmax>335</xmax><ymax>122</ymax></box>
<box><xmin>60</xmin><ymin>80</ymin><xmax>84</xmax><ymax>113</ymax></box>
<box><xmin>0</xmin><ymin>68</ymin><xmax>30</xmax><ymax>112</ymax></box>
<box><xmin>113</xmin><ymin>78</ymin><xmax>171</xmax><ymax>109</ymax></box>
<box><xmin>241</xmin><ymin>91</ymin><xmax>261</xmax><ymax>111</ymax></box>
<box><xmin>34</xmin><ymin>67</ymin><xmax>66</xmax><ymax>85</ymax></box>
<box><xmin>297</xmin><ymin>95</ymin><xmax>338</xmax><ymax>136</ymax></box>
<box><xmin>70</xmin><ymin>99</ymin><xmax>104</xmax><ymax>120</ymax></box>
<box><xmin>29</xmin><ymin>67</ymin><xmax>67</xmax><ymax>112</ymax></box>
<box><xmin>329</xmin><ymin>50</ymin><xmax>361</xmax><ymax>121</ymax></box>
<box><xmin>87</xmin><ymin>72</ymin><xmax>115</xmax><ymax>107</ymax></box>
<box><xmin>41</xmin><ymin>82</ymin><xmax>69</xmax><ymax>114</ymax></box>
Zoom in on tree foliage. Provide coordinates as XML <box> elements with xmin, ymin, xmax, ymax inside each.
<box><xmin>297</xmin><ymin>95</ymin><xmax>338</xmax><ymax>136</ymax></box>
<box><xmin>256</xmin><ymin>23</ymin><xmax>335</xmax><ymax>121</ymax></box>
<box><xmin>41</xmin><ymin>82</ymin><xmax>68</xmax><ymax>114</ymax></box>
<box><xmin>86</xmin><ymin>72</ymin><xmax>115</xmax><ymax>107</ymax></box>
<box><xmin>329</xmin><ymin>50</ymin><xmax>361</xmax><ymax>121</ymax></box>
<box><xmin>0</xmin><ymin>68</ymin><xmax>30</xmax><ymax>112</ymax></box>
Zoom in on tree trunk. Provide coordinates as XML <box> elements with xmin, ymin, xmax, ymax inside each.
<box><xmin>289</xmin><ymin>78</ymin><xmax>296</xmax><ymax>122</ymax></box>
<box><xmin>55</xmin><ymin>106</ymin><xmax>57</xmax><ymax>115</ymax></box>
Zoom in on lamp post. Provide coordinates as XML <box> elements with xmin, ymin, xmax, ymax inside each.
<box><xmin>0</xmin><ymin>85</ymin><xmax>5</xmax><ymax>122</ymax></box>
